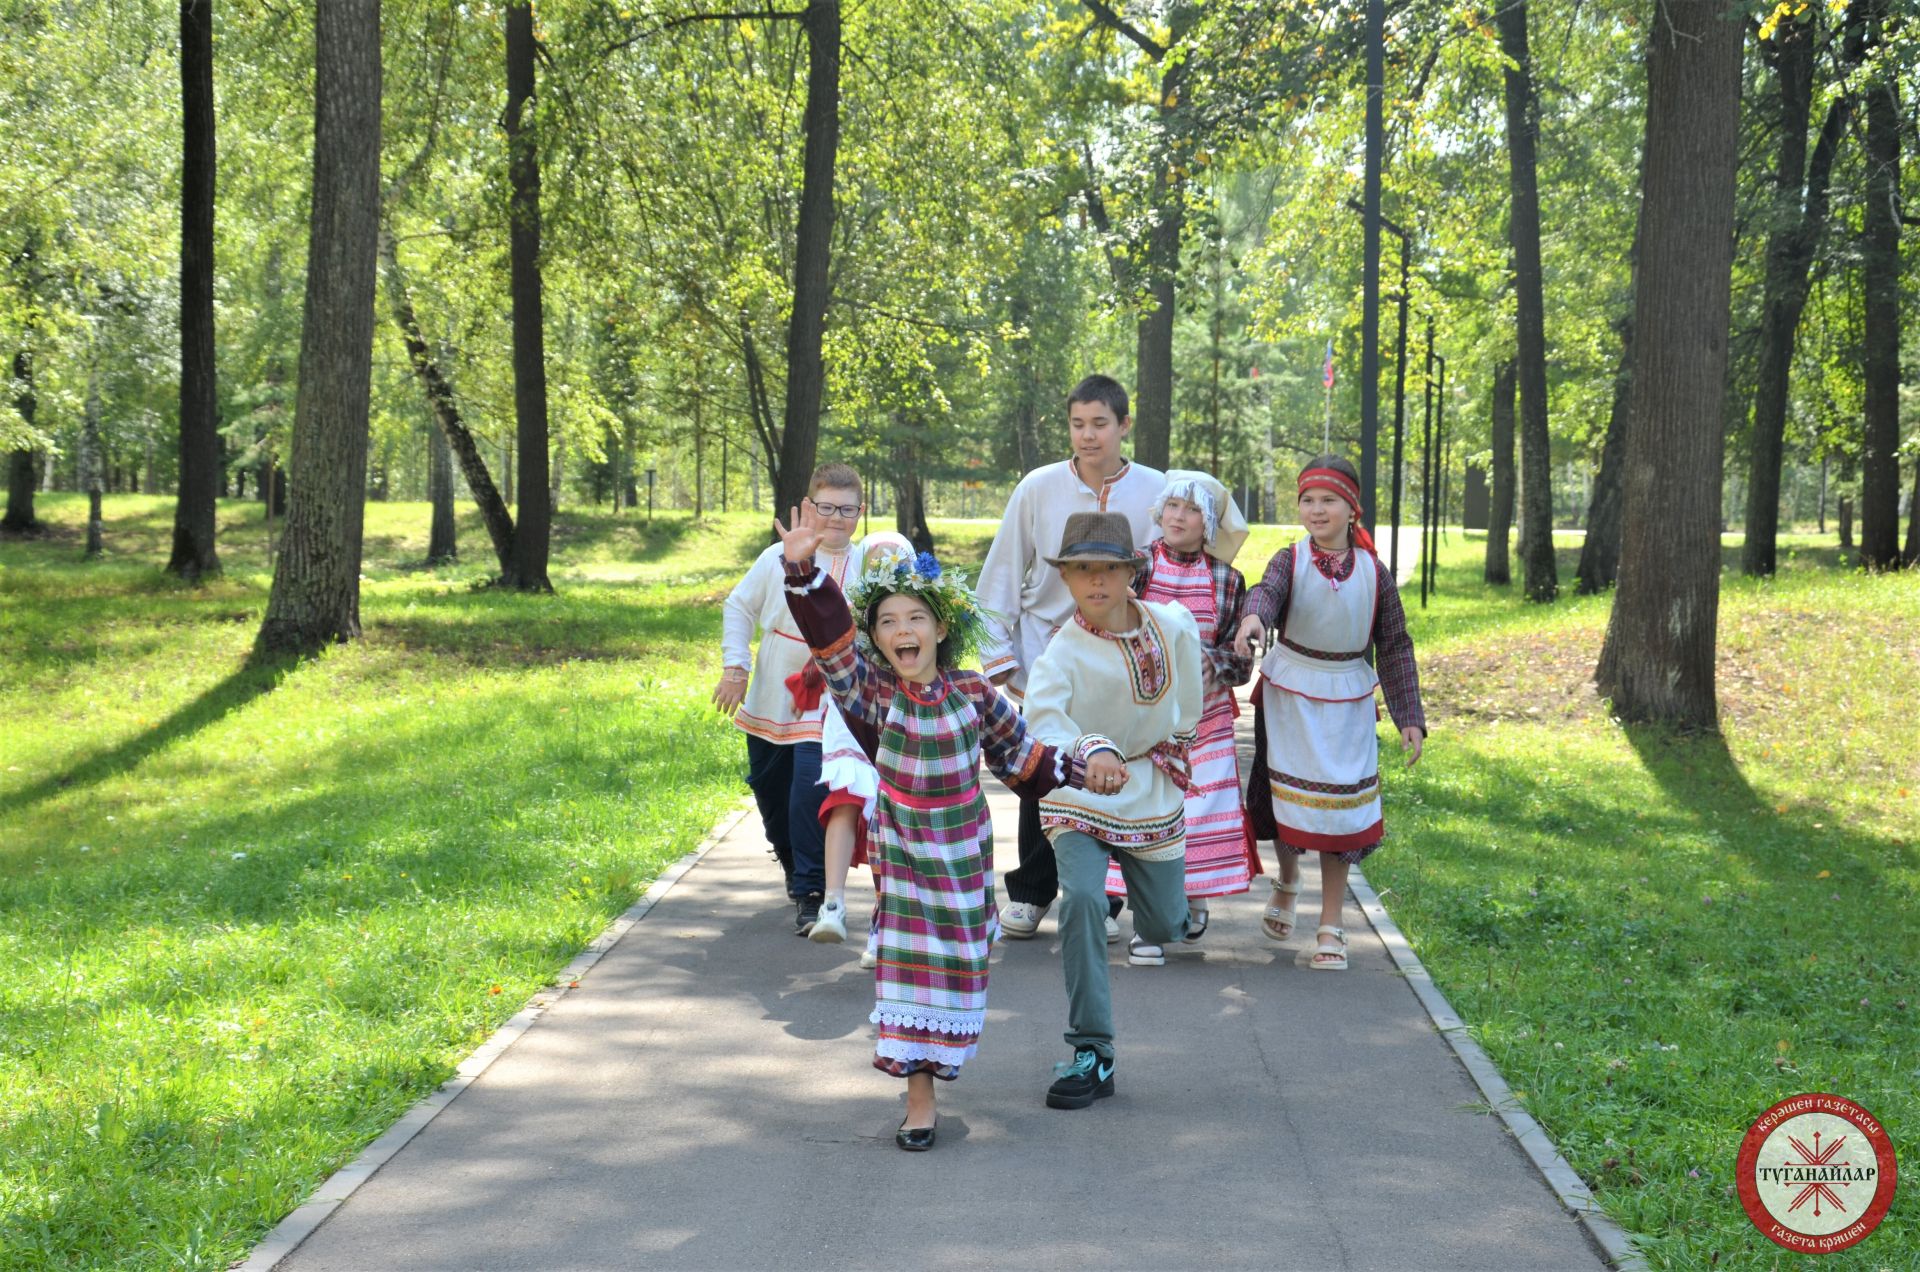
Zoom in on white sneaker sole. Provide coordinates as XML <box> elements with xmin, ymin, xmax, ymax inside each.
<box><xmin>809</xmin><ymin>915</ymin><xmax>847</xmax><ymax>944</ymax></box>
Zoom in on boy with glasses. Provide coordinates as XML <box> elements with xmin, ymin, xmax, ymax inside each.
<box><xmin>714</xmin><ymin>462</ymin><xmax>868</xmax><ymax>933</ymax></box>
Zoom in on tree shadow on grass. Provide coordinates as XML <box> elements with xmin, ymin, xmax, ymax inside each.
<box><xmin>0</xmin><ymin>646</ymin><xmax>294</xmax><ymax>817</ymax></box>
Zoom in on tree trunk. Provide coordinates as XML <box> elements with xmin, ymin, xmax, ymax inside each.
<box><xmin>1484</xmin><ymin>358</ymin><xmax>1516</xmax><ymax>584</ymax></box>
<box><xmin>891</xmin><ymin>425</ymin><xmax>935</xmax><ymax>553</ymax></box>
<box><xmin>82</xmin><ymin>365</ymin><xmax>105</xmax><ymax>558</ymax></box>
<box><xmin>1744</xmin><ymin>29</ymin><xmax>1850</xmax><ymax>576</ymax></box>
<box><xmin>1595</xmin><ymin>0</ymin><xmax>1744</xmax><ymax>730</ymax></box>
<box><xmin>380</xmin><ymin>228</ymin><xmax>513</xmax><ymax>572</ymax></box>
<box><xmin>501</xmin><ymin>1</ymin><xmax>551</xmax><ymax>590</ymax></box>
<box><xmin>426</xmin><ymin>420</ymin><xmax>456</xmax><ymax>565</ymax></box>
<box><xmin>1839</xmin><ymin>491</ymin><xmax>1853</xmax><ymax>547</ymax></box>
<box><xmin>1498</xmin><ymin>0</ymin><xmax>1558</xmax><ymax>602</ymax></box>
<box><xmin>1576</xmin><ymin>324</ymin><xmax>1633</xmax><ymax>593</ymax></box>
<box><xmin>1859</xmin><ymin>29</ymin><xmax>1902</xmax><ymax>569</ymax></box>
<box><xmin>1903</xmin><ymin>458</ymin><xmax>1919</xmax><ymax>565</ymax></box>
<box><xmin>4</xmin><ymin>338</ymin><xmax>39</xmax><ymax>533</ymax></box>
<box><xmin>169</xmin><ymin>0</ymin><xmax>222</xmax><ymax>581</ymax></box>
<box><xmin>256</xmin><ymin>0</ymin><xmax>382</xmax><ymax>654</ymax></box>
<box><xmin>771</xmin><ymin>0</ymin><xmax>841</xmax><ymax>524</ymax></box>
<box><xmin>1133</xmin><ymin>194</ymin><xmax>1179</xmax><ymax>472</ymax></box>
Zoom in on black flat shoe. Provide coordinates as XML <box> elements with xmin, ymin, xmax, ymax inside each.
<box><xmin>895</xmin><ymin>1116</ymin><xmax>937</xmax><ymax>1151</ymax></box>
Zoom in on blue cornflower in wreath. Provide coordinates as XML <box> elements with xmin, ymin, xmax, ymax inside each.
<box><xmin>846</xmin><ymin>549</ymin><xmax>993</xmax><ymax>669</ymax></box>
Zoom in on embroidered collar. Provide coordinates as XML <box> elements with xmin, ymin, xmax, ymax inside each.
<box><xmin>900</xmin><ymin>672</ymin><xmax>950</xmax><ymax>706</ymax></box>
<box><xmin>1308</xmin><ymin>541</ymin><xmax>1358</xmax><ymax>587</ymax></box>
<box><xmin>1069</xmin><ymin>457</ymin><xmax>1131</xmax><ymax>496</ymax></box>
<box><xmin>1072</xmin><ymin>604</ymin><xmax>1145</xmax><ymax>640</ymax></box>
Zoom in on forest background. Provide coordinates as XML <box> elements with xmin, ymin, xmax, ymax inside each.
<box><xmin>9</xmin><ymin>0</ymin><xmax>1915</xmax><ymax>603</ymax></box>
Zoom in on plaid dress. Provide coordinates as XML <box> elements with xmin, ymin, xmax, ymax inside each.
<box><xmin>783</xmin><ymin>557</ymin><xmax>1083</xmax><ymax>1078</ymax></box>
<box><xmin>1106</xmin><ymin>541</ymin><xmax>1260</xmax><ymax>898</ymax></box>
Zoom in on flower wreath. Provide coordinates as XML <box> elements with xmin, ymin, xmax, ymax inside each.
<box><xmin>845</xmin><ymin>550</ymin><xmax>994</xmax><ymax>667</ymax></box>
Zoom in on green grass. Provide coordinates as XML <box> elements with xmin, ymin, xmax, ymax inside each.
<box><xmin>0</xmin><ymin>495</ymin><xmax>760</xmax><ymax>1271</ymax></box>
<box><xmin>1363</xmin><ymin>530</ymin><xmax>1919</xmax><ymax>1270</ymax></box>
<box><xmin>2</xmin><ymin>496</ymin><xmax>1915</xmax><ymax>1269</ymax></box>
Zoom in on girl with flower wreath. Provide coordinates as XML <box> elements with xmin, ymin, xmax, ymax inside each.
<box><xmin>775</xmin><ymin>503</ymin><xmax>1096</xmax><ymax>1151</ymax></box>
<box><xmin>1232</xmin><ymin>454</ymin><xmax>1427</xmax><ymax>971</ymax></box>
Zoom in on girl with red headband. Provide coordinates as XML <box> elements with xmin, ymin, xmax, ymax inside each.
<box><xmin>1231</xmin><ymin>454</ymin><xmax>1427</xmax><ymax>970</ymax></box>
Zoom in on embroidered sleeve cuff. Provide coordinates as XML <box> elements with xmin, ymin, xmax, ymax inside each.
<box><xmin>1171</xmin><ymin>728</ymin><xmax>1198</xmax><ymax>749</ymax></box>
<box><xmin>781</xmin><ymin>557</ymin><xmax>827</xmax><ymax>594</ymax></box>
<box><xmin>1061</xmin><ymin>752</ymin><xmax>1089</xmax><ymax>789</ymax></box>
<box><xmin>1075</xmin><ymin>734</ymin><xmax>1121</xmax><ymax>761</ymax></box>
<box><xmin>981</xmin><ymin>649</ymin><xmax>1017</xmax><ymax>678</ymax></box>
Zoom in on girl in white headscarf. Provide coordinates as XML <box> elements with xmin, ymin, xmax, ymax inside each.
<box><xmin>1105</xmin><ymin>471</ymin><xmax>1263</xmax><ymax>965</ymax></box>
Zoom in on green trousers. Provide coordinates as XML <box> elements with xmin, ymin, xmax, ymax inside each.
<box><xmin>1053</xmin><ymin>829</ymin><xmax>1189</xmax><ymax>1060</ymax></box>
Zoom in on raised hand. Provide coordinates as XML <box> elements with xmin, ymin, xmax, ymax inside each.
<box><xmin>773</xmin><ymin>502</ymin><xmax>826</xmax><ymax>563</ymax></box>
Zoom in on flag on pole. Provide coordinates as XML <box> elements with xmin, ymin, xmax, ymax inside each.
<box><xmin>1322</xmin><ymin>338</ymin><xmax>1336</xmax><ymax>389</ymax></box>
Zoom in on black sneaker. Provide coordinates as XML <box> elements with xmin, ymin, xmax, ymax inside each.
<box><xmin>794</xmin><ymin>892</ymin><xmax>823</xmax><ymax>935</ymax></box>
<box><xmin>1045</xmin><ymin>1047</ymin><xmax>1115</xmax><ymax>1109</ymax></box>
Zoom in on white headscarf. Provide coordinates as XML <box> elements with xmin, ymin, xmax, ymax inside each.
<box><xmin>1152</xmin><ymin>469</ymin><xmax>1249</xmax><ymax>564</ymax></box>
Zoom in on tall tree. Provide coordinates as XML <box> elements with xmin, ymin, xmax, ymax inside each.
<box><xmin>1497</xmin><ymin>0</ymin><xmax>1557</xmax><ymax>601</ymax></box>
<box><xmin>168</xmin><ymin>0</ymin><xmax>222</xmax><ymax>580</ymax></box>
<box><xmin>1575</xmin><ymin>327</ymin><xmax>1632</xmax><ymax>593</ymax></box>
<box><xmin>1595</xmin><ymin>0</ymin><xmax>1745</xmax><ymax>729</ymax></box>
<box><xmin>501</xmin><ymin>0</ymin><xmax>551</xmax><ymax>590</ymax></box>
<box><xmin>1078</xmin><ymin>0</ymin><xmax>1200</xmax><ymax>471</ymax></box>
<box><xmin>256</xmin><ymin>0</ymin><xmax>382</xmax><ymax>653</ymax></box>
<box><xmin>1742</xmin><ymin>13</ymin><xmax>1851</xmax><ymax>576</ymax></box>
<box><xmin>1484</xmin><ymin>357</ymin><xmax>1515</xmax><ymax>584</ymax></box>
<box><xmin>426</xmin><ymin>418</ymin><xmax>456</xmax><ymax>565</ymax></box>
<box><xmin>770</xmin><ymin>0</ymin><xmax>842</xmax><ymax>520</ymax></box>
<box><xmin>5</xmin><ymin>340</ymin><xmax>39</xmax><ymax>533</ymax></box>
<box><xmin>1858</xmin><ymin>0</ymin><xmax>1902</xmax><ymax>571</ymax></box>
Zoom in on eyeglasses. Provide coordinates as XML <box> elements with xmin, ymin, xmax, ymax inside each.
<box><xmin>807</xmin><ymin>497</ymin><xmax>863</xmax><ymax>519</ymax></box>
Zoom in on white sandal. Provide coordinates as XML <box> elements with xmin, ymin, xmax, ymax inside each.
<box><xmin>1262</xmin><ymin>881</ymin><xmax>1301</xmax><ymax>941</ymax></box>
<box><xmin>1309</xmin><ymin>925</ymin><xmax>1348</xmax><ymax>971</ymax></box>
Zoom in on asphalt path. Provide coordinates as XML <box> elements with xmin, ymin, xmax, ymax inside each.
<box><xmin>274</xmin><ymin>711</ymin><xmax>1607</xmax><ymax>1271</ymax></box>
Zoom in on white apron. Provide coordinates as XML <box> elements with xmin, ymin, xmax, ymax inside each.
<box><xmin>1258</xmin><ymin>540</ymin><xmax>1383</xmax><ymax>853</ymax></box>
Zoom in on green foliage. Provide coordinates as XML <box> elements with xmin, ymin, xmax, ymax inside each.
<box><xmin>0</xmin><ymin>495</ymin><xmax>748</xmax><ymax>1270</ymax></box>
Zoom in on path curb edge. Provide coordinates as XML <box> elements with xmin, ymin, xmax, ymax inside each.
<box><xmin>1349</xmin><ymin>867</ymin><xmax>1649</xmax><ymax>1272</ymax></box>
<box><xmin>234</xmin><ymin>801</ymin><xmax>754</xmax><ymax>1272</ymax></box>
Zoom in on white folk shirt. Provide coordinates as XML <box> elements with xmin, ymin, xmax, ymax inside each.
<box><xmin>720</xmin><ymin>541</ymin><xmax>857</xmax><ymax>745</ymax></box>
<box><xmin>975</xmin><ymin>458</ymin><xmax>1166</xmax><ymax>693</ymax></box>
<box><xmin>1023</xmin><ymin>599</ymin><xmax>1203</xmax><ymax>860</ymax></box>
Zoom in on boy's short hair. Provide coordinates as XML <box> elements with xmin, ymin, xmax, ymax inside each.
<box><xmin>1067</xmin><ymin>374</ymin><xmax>1130</xmax><ymax>423</ymax></box>
<box><xmin>809</xmin><ymin>461</ymin><xmax>862</xmax><ymax>496</ymax></box>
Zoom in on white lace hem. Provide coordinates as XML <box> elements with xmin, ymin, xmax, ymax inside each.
<box><xmin>876</xmin><ymin>1037</ymin><xmax>979</xmax><ymax>1068</ymax></box>
<box><xmin>870</xmin><ymin>1004</ymin><xmax>985</xmax><ymax>1037</ymax></box>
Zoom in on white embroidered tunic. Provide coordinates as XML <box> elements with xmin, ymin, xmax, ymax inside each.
<box><xmin>1024</xmin><ymin>599</ymin><xmax>1203</xmax><ymax>860</ymax></box>
<box><xmin>975</xmin><ymin>458</ymin><xmax>1165</xmax><ymax>692</ymax></box>
<box><xmin>720</xmin><ymin>541</ymin><xmax>856</xmax><ymax>744</ymax></box>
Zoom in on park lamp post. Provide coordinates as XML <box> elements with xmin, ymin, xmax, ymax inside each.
<box><xmin>1358</xmin><ymin>0</ymin><xmax>1386</xmax><ymax>540</ymax></box>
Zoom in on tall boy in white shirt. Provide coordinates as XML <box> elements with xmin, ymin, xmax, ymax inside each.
<box><xmin>975</xmin><ymin>376</ymin><xmax>1164</xmax><ymax>937</ymax></box>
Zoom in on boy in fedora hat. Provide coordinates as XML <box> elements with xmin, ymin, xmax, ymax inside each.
<box><xmin>1022</xmin><ymin>510</ymin><xmax>1203</xmax><ymax>1109</ymax></box>
<box><xmin>976</xmin><ymin>375</ymin><xmax>1164</xmax><ymax>940</ymax></box>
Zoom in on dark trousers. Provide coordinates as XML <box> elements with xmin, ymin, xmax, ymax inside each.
<box><xmin>744</xmin><ymin>735</ymin><xmax>826</xmax><ymax>899</ymax></box>
<box><xmin>1004</xmin><ymin>797</ymin><xmax>1124</xmax><ymax>919</ymax></box>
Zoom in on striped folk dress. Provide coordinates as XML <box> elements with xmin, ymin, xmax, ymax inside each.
<box><xmin>1106</xmin><ymin>541</ymin><xmax>1257</xmax><ymax>898</ymax></box>
<box><xmin>781</xmin><ymin>558</ymin><xmax>1083</xmax><ymax>1079</ymax></box>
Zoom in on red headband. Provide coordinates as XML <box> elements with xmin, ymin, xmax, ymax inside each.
<box><xmin>1298</xmin><ymin>467</ymin><xmax>1363</xmax><ymax>509</ymax></box>
<box><xmin>1297</xmin><ymin>467</ymin><xmax>1376</xmax><ymax>554</ymax></box>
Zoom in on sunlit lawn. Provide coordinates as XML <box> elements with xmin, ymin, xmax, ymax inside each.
<box><xmin>1</xmin><ymin>495</ymin><xmax>1914</xmax><ymax>1269</ymax></box>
